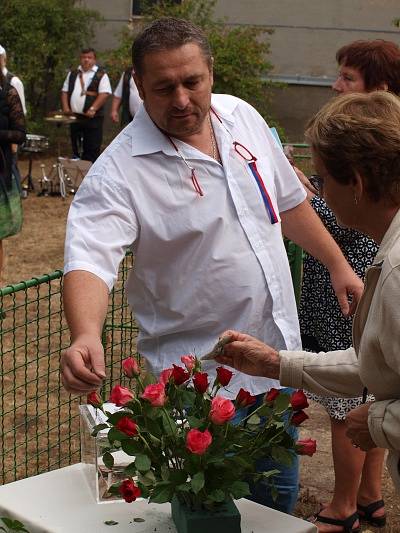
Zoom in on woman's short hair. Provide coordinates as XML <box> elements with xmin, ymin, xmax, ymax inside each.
<box><xmin>336</xmin><ymin>40</ymin><xmax>400</xmax><ymax>95</ymax></box>
<box><xmin>305</xmin><ymin>91</ymin><xmax>400</xmax><ymax>203</ymax></box>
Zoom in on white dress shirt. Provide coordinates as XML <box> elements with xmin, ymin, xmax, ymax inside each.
<box><xmin>2</xmin><ymin>67</ymin><xmax>26</xmax><ymax>115</ymax></box>
<box><xmin>62</xmin><ymin>65</ymin><xmax>112</xmax><ymax>114</ymax></box>
<box><xmin>65</xmin><ymin>94</ymin><xmax>306</xmax><ymax>398</ymax></box>
<box><xmin>114</xmin><ymin>72</ymin><xmax>142</xmax><ymax>118</ymax></box>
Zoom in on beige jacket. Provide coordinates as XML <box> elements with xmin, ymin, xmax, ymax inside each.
<box><xmin>280</xmin><ymin>208</ymin><xmax>400</xmax><ymax>491</ymax></box>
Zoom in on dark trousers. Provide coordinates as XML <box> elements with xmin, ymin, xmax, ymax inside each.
<box><xmin>70</xmin><ymin>116</ymin><xmax>103</xmax><ymax>162</ymax></box>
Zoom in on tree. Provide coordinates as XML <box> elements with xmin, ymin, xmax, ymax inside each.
<box><xmin>102</xmin><ymin>0</ymin><xmax>276</xmax><ymax>123</ymax></box>
<box><xmin>0</xmin><ymin>0</ymin><xmax>102</xmax><ymax>124</ymax></box>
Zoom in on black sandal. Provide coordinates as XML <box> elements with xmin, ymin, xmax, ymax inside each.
<box><xmin>357</xmin><ymin>499</ymin><xmax>386</xmax><ymax>527</ymax></box>
<box><xmin>309</xmin><ymin>511</ymin><xmax>361</xmax><ymax>533</ymax></box>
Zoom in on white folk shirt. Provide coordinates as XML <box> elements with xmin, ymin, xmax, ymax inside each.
<box><xmin>64</xmin><ymin>94</ymin><xmax>306</xmax><ymax>398</ymax></box>
<box><xmin>62</xmin><ymin>65</ymin><xmax>112</xmax><ymax>115</ymax></box>
<box><xmin>114</xmin><ymin>72</ymin><xmax>142</xmax><ymax>118</ymax></box>
<box><xmin>2</xmin><ymin>67</ymin><xmax>26</xmax><ymax>115</ymax></box>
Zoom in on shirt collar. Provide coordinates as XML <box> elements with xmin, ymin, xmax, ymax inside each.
<box><xmin>129</xmin><ymin>93</ymin><xmax>238</xmax><ymax>157</ymax></box>
<box><xmin>373</xmin><ymin>206</ymin><xmax>400</xmax><ymax>264</ymax></box>
<box><xmin>78</xmin><ymin>64</ymin><xmax>98</xmax><ymax>73</ymax></box>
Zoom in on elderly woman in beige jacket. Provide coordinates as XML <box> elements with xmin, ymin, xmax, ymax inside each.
<box><xmin>216</xmin><ymin>91</ymin><xmax>400</xmax><ymax>532</ymax></box>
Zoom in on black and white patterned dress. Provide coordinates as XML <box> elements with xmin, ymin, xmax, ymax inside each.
<box><xmin>299</xmin><ymin>196</ymin><xmax>378</xmax><ymax>420</ymax></box>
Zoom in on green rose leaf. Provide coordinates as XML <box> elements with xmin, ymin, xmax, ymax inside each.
<box><xmin>191</xmin><ymin>471</ymin><xmax>205</xmax><ymax>494</ymax></box>
<box><xmin>103</xmin><ymin>451</ymin><xmax>114</xmax><ymax>469</ymax></box>
<box><xmin>124</xmin><ymin>461</ymin><xmax>137</xmax><ymax>476</ymax></box>
<box><xmin>176</xmin><ymin>482</ymin><xmax>191</xmax><ymax>492</ymax></box>
<box><xmin>229</xmin><ymin>480</ymin><xmax>250</xmax><ymax>499</ymax></box>
<box><xmin>169</xmin><ymin>469</ymin><xmax>187</xmax><ymax>486</ymax></box>
<box><xmin>208</xmin><ymin>489</ymin><xmax>225</xmax><ymax>502</ymax></box>
<box><xmin>161</xmin><ymin>412</ymin><xmax>177</xmax><ymax>436</ymax></box>
<box><xmin>187</xmin><ymin>416</ymin><xmax>203</xmax><ymax>429</ymax></box>
<box><xmin>135</xmin><ymin>454</ymin><xmax>152</xmax><ymax>472</ymax></box>
<box><xmin>138</xmin><ymin>470</ymin><xmax>156</xmax><ymax>486</ymax></box>
<box><xmin>247</xmin><ymin>413</ymin><xmax>261</xmax><ymax>426</ymax></box>
<box><xmin>273</xmin><ymin>393</ymin><xmax>290</xmax><ymax>413</ymax></box>
<box><xmin>121</xmin><ymin>439</ymin><xmax>144</xmax><ymax>456</ymax></box>
<box><xmin>271</xmin><ymin>446</ymin><xmax>294</xmax><ymax>467</ymax></box>
<box><xmin>261</xmin><ymin>468</ymin><xmax>281</xmax><ymax>479</ymax></box>
<box><xmin>149</xmin><ymin>482</ymin><xmax>174</xmax><ymax>503</ymax></box>
<box><xmin>108</xmin><ymin>427</ymin><xmax>127</xmax><ymax>444</ymax></box>
<box><xmin>91</xmin><ymin>423</ymin><xmax>109</xmax><ymax>436</ymax></box>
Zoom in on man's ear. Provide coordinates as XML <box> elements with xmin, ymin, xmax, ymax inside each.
<box><xmin>133</xmin><ymin>73</ymin><xmax>145</xmax><ymax>100</ymax></box>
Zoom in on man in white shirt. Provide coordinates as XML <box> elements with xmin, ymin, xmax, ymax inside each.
<box><xmin>110</xmin><ymin>67</ymin><xmax>142</xmax><ymax>127</ymax></box>
<box><xmin>62</xmin><ymin>18</ymin><xmax>363</xmax><ymax>513</ymax></box>
<box><xmin>61</xmin><ymin>48</ymin><xmax>112</xmax><ymax>162</ymax></box>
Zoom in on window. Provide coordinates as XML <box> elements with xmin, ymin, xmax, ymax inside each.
<box><xmin>131</xmin><ymin>0</ymin><xmax>181</xmax><ymax>17</ymax></box>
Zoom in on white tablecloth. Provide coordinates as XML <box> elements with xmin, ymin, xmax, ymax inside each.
<box><xmin>0</xmin><ymin>464</ymin><xmax>317</xmax><ymax>533</ymax></box>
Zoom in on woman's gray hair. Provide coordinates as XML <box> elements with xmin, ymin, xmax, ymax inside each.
<box><xmin>132</xmin><ymin>18</ymin><xmax>212</xmax><ymax>76</ymax></box>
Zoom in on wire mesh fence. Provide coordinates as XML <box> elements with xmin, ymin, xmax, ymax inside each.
<box><xmin>0</xmin><ymin>253</ymin><xmax>137</xmax><ymax>486</ymax></box>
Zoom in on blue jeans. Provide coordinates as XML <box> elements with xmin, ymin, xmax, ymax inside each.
<box><xmin>232</xmin><ymin>389</ymin><xmax>299</xmax><ymax>514</ymax></box>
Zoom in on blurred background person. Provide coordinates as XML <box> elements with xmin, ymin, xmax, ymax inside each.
<box><xmin>293</xmin><ymin>40</ymin><xmax>400</xmax><ymax>531</ymax></box>
<box><xmin>0</xmin><ymin>66</ymin><xmax>26</xmax><ymax>280</ymax></box>
<box><xmin>61</xmin><ymin>47</ymin><xmax>111</xmax><ymax>162</ymax></box>
<box><xmin>110</xmin><ymin>66</ymin><xmax>142</xmax><ymax>128</ymax></box>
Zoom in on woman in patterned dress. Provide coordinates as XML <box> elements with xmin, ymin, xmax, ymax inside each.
<box><xmin>298</xmin><ymin>40</ymin><xmax>400</xmax><ymax>531</ymax></box>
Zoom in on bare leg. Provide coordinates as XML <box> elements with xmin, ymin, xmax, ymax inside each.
<box><xmin>357</xmin><ymin>447</ymin><xmax>385</xmax><ymax>519</ymax></box>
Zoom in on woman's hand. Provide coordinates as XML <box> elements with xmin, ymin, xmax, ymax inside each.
<box><xmin>214</xmin><ymin>330</ymin><xmax>281</xmax><ymax>379</ymax></box>
<box><xmin>345</xmin><ymin>403</ymin><xmax>376</xmax><ymax>451</ymax></box>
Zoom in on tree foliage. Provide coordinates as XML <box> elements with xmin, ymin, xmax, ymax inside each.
<box><xmin>102</xmin><ymin>0</ymin><xmax>276</xmax><ymax>122</ymax></box>
<box><xmin>0</xmin><ymin>0</ymin><xmax>102</xmax><ymax>123</ymax></box>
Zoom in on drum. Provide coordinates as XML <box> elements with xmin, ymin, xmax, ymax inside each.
<box><xmin>22</xmin><ymin>134</ymin><xmax>49</xmax><ymax>153</ymax></box>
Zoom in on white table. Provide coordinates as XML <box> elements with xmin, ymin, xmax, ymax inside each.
<box><xmin>0</xmin><ymin>464</ymin><xmax>317</xmax><ymax>533</ymax></box>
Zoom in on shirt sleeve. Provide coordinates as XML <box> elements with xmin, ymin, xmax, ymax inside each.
<box><xmin>113</xmin><ymin>74</ymin><xmax>124</xmax><ymax>98</ymax></box>
<box><xmin>10</xmin><ymin>76</ymin><xmax>27</xmax><ymax>115</ymax></box>
<box><xmin>62</xmin><ymin>72</ymin><xmax>71</xmax><ymax>93</ymax></box>
<box><xmin>99</xmin><ymin>73</ymin><xmax>112</xmax><ymax>94</ymax></box>
<box><xmin>279</xmin><ymin>347</ymin><xmax>365</xmax><ymax>397</ymax></box>
<box><xmin>64</xmin><ymin>164</ymin><xmax>139</xmax><ymax>291</ymax></box>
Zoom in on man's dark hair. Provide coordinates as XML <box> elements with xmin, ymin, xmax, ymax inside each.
<box><xmin>81</xmin><ymin>47</ymin><xmax>96</xmax><ymax>57</ymax></box>
<box><xmin>132</xmin><ymin>17</ymin><xmax>212</xmax><ymax>76</ymax></box>
<box><xmin>336</xmin><ymin>40</ymin><xmax>400</xmax><ymax>95</ymax></box>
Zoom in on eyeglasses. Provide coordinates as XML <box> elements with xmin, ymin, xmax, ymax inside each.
<box><xmin>309</xmin><ymin>174</ymin><xmax>324</xmax><ymax>195</ymax></box>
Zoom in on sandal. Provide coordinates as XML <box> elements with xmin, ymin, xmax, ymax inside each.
<box><xmin>308</xmin><ymin>511</ymin><xmax>361</xmax><ymax>533</ymax></box>
<box><xmin>357</xmin><ymin>499</ymin><xmax>386</xmax><ymax>527</ymax></box>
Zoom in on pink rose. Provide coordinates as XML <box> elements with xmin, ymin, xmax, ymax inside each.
<box><xmin>160</xmin><ymin>367</ymin><xmax>174</xmax><ymax>385</ymax></box>
<box><xmin>186</xmin><ymin>429</ymin><xmax>212</xmax><ymax>455</ymax></box>
<box><xmin>291</xmin><ymin>410</ymin><xmax>309</xmax><ymax>426</ymax></box>
<box><xmin>216</xmin><ymin>366</ymin><xmax>233</xmax><ymax>387</ymax></box>
<box><xmin>109</xmin><ymin>385</ymin><xmax>134</xmax><ymax>406</ymax></box>
<box><xmin>235</xmin><ymin>388</ymin><xmax>257</xmax><ymax>408</ymax></box>
<box><xmin>209</xmin><ymin>396</ymin><xmax>236</xmax><ymax>425</ymax></box>
<box><xmin>119</xmin><ymin>479</ymin><xmax>141</xmax><ymax>503</ymax></box>
<box><xmin>87</xmin><ymin>390</ymin><xmax>102</xmax><ymax>408</ymax></box>
<box><xmin>297</xmin><ymin>438</ymin><xmax>317</xmax><ymax>456</ymax></box>
<box><xmin>290</xmin><ymin>390</ymin><xmax>309</xmax><ymax>410</ymax></box>
<box><xmin>193</xmin><ymin>372</ymin><xmax>209</xmax><ymax>394</ymax></box>
<box><xmin>141</xmin><ymin>383</ymin><xmax>166</xmax><ymax>407</ymax></box>
<box><xmin>171</xmin><ymin>364</ymin><xmax>190</xmax><ymax>385</ymax></box>
<box><xmin>122</xmin><ymin>357</ymin><xmax>140</xmax><ymax>378</ymax></box>
<box><xmin>115</xmin><ymin>416</ymin><xmax>138</xmax><ymax>437</ymax></box>
<box><xmin>264</xmin><ymin>388</ymin><xmax>280</xmax><ymax>403</ymax></box>
<box><xmin>180</xmin><ymin>354</ymin><xmax>196</xmax><ymax>372</ymax></box>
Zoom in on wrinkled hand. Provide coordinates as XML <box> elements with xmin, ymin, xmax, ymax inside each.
<box><xmin>329</xmin><ymin>262</ymin><xmax>364</xmax><ymax>317</ymax></box>
<box><xmin>292</xmin><ymin>166</ymin><xmax>317</xmax><ymax>199</ymax></box>
<box><xmin>60</xmin><ymin>334</ymin><xmax>106</xmax><ymax>394</ymax></box>
<box><xmin>214</xmin><ymin>330</ymin><xmax>280</xmax><ymax>379</ymax></box>
<box><xmin>345</xmin><ymin>403</ymin><xmax>376</xmax><ymax>451</ymax></box>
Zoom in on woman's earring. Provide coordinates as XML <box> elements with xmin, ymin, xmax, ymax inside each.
<box><xmin>354</xmin><ymin>195</ymin><xmax>359</xmax><ymax>205</ymax></box>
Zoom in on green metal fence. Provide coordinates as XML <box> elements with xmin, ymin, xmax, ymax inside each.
<box><xmin>0</xmin><ymin>253</ymin><xmax>137</xmax><ymax>486</ymax></box>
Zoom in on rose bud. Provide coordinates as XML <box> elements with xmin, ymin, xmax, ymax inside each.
<box><xmin>109</xmin><ymin>385</ymin><xmax>134</xmax><ymax>406</ymax></box>
<box><xmin>216</xmin><ymin>366</ymin><xmax>233</xmax><ymax>387</ymax></box>
<box><xmin>160</xmin><ymin>367</ymin><xmax>174</xmax><ymax>385</ymax></box>
<box><xmin>180</xmin><ymin>354</ymin><xmax>196</xmax><ymax>372</ymax></box>
<box><xmin>119</xmin><ymin>479</ymin><xmax>141</xmax><ymax>503</ymax></box>
<box><xmin>235</xmin><ymin>388</ymin><xmax>257</xmax><ymax>408</ymax></box>
<box><xmin>171</xmin><ymin>364</ymin><xmax>190</xmax><ymax>385</ymax></box>
<box><xmin>209</xmin><ymin>396</ymin><xmax>236</xmax><ymax>425</ymax></box>
<box><xmin>291</xmin><ymin>410</ymin><xmax>309</xmax><ymax>426</ymax></box>
<box><xmin>290</xmin><ymin>390</ymin><xmax>309</xmax><ymax>410</ymax></box>
<box><xmin>122</xmin><ymin>357</ymin><xmax>140</xmax><ymax>378</ymax></box>
<box><xmin>141</xmin><ymin>383</ymin><xmax>166</xmax><ymax>407</ymax></box>
<box><xmin>115</xmin><ymin>416</ymin><xmax>138</xmax><ymax>437</ymax></box>
<box><xmin>296</xmin><ymin>438</ymin><xmax>317</xmax><ymax>457</ymax></box>
<box><xmin>87</xmin><ymin>390</ymin><xmax>102</xmax><ymax>408</ymax></box>
<box><xmin>193</xmin><ymin>372</ymin><xmax>209</xmax><ymax>394</ymax></box>
<box><xmin>186</xmin><ymin>428</ymin><xmax>212</xmax><ymax>455</ymax></box>
<box><xmin>264</xmin><ymin>387</ymin><xmax>280</xmax><ymax>403</ymax></box>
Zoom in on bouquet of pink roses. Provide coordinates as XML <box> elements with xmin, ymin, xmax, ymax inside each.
<box><xmin>89</xmin><ymin>355</ymin><xmax>316</xmax><ymax>509</ymax></box>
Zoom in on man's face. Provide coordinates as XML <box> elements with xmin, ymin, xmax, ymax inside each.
<box><xmin>80</xmin><ymin>52</ymin><xmax>96</xmax><ymax>72</ymax></box>
<box><xmin>134</xmin><ymin>43</ymin><xmax>213</xmax><ymax>140</ymax></box>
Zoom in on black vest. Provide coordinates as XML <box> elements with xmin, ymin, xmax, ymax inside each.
<box><xmin>68</xmin><ymin>67</ymin><xmax>105</xmax><ymax>116</ymax></box>
<box><xmin>121</xmin><ymin>68</ymin><xmax>133</xmax><ymax>127</ymax></box>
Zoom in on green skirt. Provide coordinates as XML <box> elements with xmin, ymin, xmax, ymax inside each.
<box><xmin>0</xmin><ymin>176</ymin><xmax>22</xmax><ymax>240</ymax></box>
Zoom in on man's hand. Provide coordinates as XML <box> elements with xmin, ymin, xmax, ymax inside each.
<box><xmin>61</xmin><ymin>334</ymin><xmax>106</xmax><ymax>394</ymax></box>
<box><xmin>110</xmin><ymin>110</ymin><xmax>119</xmax><ymax>123</ymax></box>
<box><xmin>214</xmin><ymin>330</ymin><xmax>280</xmax><ymax>379</ymax></box>
<box><xmin>329</xmin><ymin>262</ymin><xmax>364</xmax><ymax>317</ymax></box>
<box><xmin>345</xmin><ymin>403</ymin><xmax>376</xmax><ymax>451</ymax></box>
